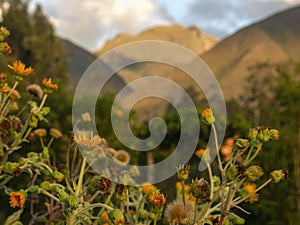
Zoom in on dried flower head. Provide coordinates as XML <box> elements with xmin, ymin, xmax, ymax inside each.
<box><xmin>8</xmin><ymin>60</ymin><xmax>34</xmax><ymax>78</ymax></box>
<box><xmin>10</xmin><ymin>191</ymin><xmax>26</xmax><ymax>208</ymax></box>
<box><xmin>114</xmin><ymin>150</ymin><xmax>130</xmax><ymax>165</ymax></box>
<box><xmin>50</xmin><ymin>128</ymin><xmax>62</xmax><ymax>139</ymax></box>
<box><xmin>165</xmin><ymin>200</ymin><xmax>194</xmax><ymax>224</ymax></box>
<box><xmin>7</xmin><ymin>87</ymin><xmax>21</xmax><ymax>100</ymax></box>
<box><xmin>74</xmin><ymin>131</ymin><xmax>104</xmax><ymax>148</ymax></box>
<box><xmin>34</xmin><ymin>128</ymin><xmax>47</xmax><ymax>138</ymax></box>
<box><xmin>26</xmin><ymin>84</ymin><xmax>43</xmax><ymax>99</ymax></box>
<box><xmin>148</xmin><ymin>190</ymin><xmax>166</xmax><ymax>207</ymax></box>
<box><xmin>191</xmin><ymin>178</ymin><xmax>210</xmax><ymax>201</ymax></box>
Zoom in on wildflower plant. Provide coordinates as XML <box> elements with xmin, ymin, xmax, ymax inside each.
<box><xmin>164</xmin><ymin>109</ymin><xmax>287</xmax><ymax>225</ymax></box>
<box><xmin>0</xmin><ymin>27</ymin><xmax>287</xmax><ymax>225</ymax></box>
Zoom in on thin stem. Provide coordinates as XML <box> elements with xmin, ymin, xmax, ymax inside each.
<box><xmin>38</xmin><ymin>94</ymin><xmax>48</xmax><ymax>111</ymax></box>
<box><xmin>194</xmin><ymin>198</ymin><xmax>198</xmax><ymax>224</ymax></box>
<box><xmin>0</xmin><ymin>81</ymin><xmax>19</xmax><ymax>112</ymax></box>
<box><xmin>181</xmin><ymin>180</ymin><xmax>186</xmax><ymax>206</ymax></box>
<box><xmin>232</xmin><ymin>178</ymin><xmax>272</xmax><ymax>206</ymax></box>
<box><xmin>75</xmin><ymin>157</ymin><xmax>86</xmax><ymax>197</ymax></box>
<box><xmin>40</xmin><ymin>189</ymin><xmax>61</xmax><ymax>203</ymax></box>
<box><xmin>206</xmin><ymin>161</ymin><xmax>214</xmax><ymax>200</ymax></box>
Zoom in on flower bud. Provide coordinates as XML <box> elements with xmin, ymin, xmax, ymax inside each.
<box><xmin>55</xmin><ymin>187</ymin><xmax>69</xmax><ymax>202</ymax></box>
<box><xmin>139</xmin><ymin>209</ymin><xmax>148</xmax><ymax>220</ymax></box>
<box><xmin>27</xmin><ymin>185</ymin><xmax>40</xmax><ymax>194</ymax></box>
<box><xmin>40</xmin><ymin>181</ymin><xmax>51</xmax><ymax>191</ymax></box>
<box><xmin>177</xmin><ymin>164</ymin><xmax>190</xmax><ymax>181</ymax></box>
<box><xmin>270</xmin><ymin>129</ymin><xmax>279</xmax><ymax>140</ymax></box>
<box><xmin>226</xmin><ymin>165</ymin><xmax>238</xmax><ymax>180</ymax></box>
<box><xmin>40</xmin><ymin>147</ymin><xmax>50</xmax><ymax>161</ymax></box>
<box><xmin>257</xmin><ymin>127</ymin><xmax>271</xmax><ymax>142</ymax></box>
<box><xmin>246</xmin><ymin>165</ymin><xmax>264</xmax><ymax>181</ymax></box>
<box><xmin>201</xmin><ymin>108</ymin><xmax>215</xmax><ymax>125</ymax></box>
<box><xmin>129</xmin><ymin>165</ymin><xmax>140</xmax><ymax>177</ymax></box>
<box><xmin>248</xmin><ymin>128</ymin><xmax>258</xmax><ymax>139</ymax></box>
<box><xmin>81</xmin><ymin>112</ymin><xmax>91</xmax><ymax>122</ymax></box>
<box><xmin>191</xmin><ymin>178</ymin><xmax>210</xmax><ymax>202</ymax></box>
<box><xmin>52</xmin><ymin>171</ymin><xmax>64</xmax><ymax>182</ymax></box>
<box><xmin>115</xmin><ymin>184</ymin><xmax>128</xmax><ymax>201</ymax></box>
<box><xmin>270</xmin><ymin>170</ymin><xmax>288</xmax><ymax>183</ymax></box>
<box><xmin>108</xmin><ymin>209</ymin><xmax>125</xmax><ymax>225</ymax></box>
<box><xmin>235</xmin><ymin>138</ymin><xmax>249</xmax><ymax>149</ymax></box>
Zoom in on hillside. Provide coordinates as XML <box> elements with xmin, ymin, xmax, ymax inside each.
<box><xmin>96</xmin><ymin>24</ymin><xmax>218</xmax><ymax>57</ymax></box>
<box><xmin>202</xmin><ymin>5</ymin><xmax>300</xmax><ymax>100</ymax></box>
<box><xmin>61</xmin><ymin>39</ymin><xmax>127</xmax><ymax>94</ymax></box>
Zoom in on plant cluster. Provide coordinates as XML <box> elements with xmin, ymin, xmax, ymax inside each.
<box><xmin>0</xmin><ymin>27</ymin><xmax>287</xmax><ymax>225</ymax></box>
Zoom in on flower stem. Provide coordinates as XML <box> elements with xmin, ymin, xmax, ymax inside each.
<box><xmin>181</xmin><ymin>180</ymin><xmax>186</xmax><ymax>206</ymax></box>
<box><xmin>75</xmin><ymin>157</ymin><xmax>86</xmax><ymax>197</ymax></box>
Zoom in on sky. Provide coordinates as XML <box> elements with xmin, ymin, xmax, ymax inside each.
<box><xmin>30</xmin><ymin>0</ymin><xmax>300</xmax><ymax>51</ymax></box>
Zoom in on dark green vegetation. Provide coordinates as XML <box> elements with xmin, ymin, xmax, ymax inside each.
<box><xmin>0</xmin><ymin>0</ymin><xmax>299</xmax><ymax>224</ymax></box>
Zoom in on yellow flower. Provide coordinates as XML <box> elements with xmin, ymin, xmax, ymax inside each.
<box><xmin>8</xmin><ymin>60</ymin><xmax>34</xmax><ymax>77</ymax></box>
<box><xmin>0</xmin><ymin>83</ymin><xmax>9</xmax><ymax>93</ymax></box>
<box><xmin>42</xmin><ymin>78</ymin><xmax>58</xmax><ymax>92</ymax></box>
<box><xmin>0</xmin><ymin>72</ymin><xmax>6</xmax><ymax>80</ymax></box>
<box><xmin>149</xmin><ymin>191</ymin><xmax>166</xmax><ymax>207</ymax></box>
<box><xmin>0</xmin><ymin>42</ymin><xmax>12</xmax><ymax>55</ymax></box>
<box><xmin>244</xmin><ymin>183</ymin><xmax>259</xmax><ymax>203</ymax></box>
<box><xmin>141</xmin><ymin>183</ymin><xmax>157</xmax><ymax>194</ymax></box>
<box><xmin>201</xmin><ymin>108</ymin><xmax>215</xmax><ymax>125</ymax></box>
<box><xmin>195</xmin><ymin>149</ymin><xmax>207</xmax><ymax>158</ymax></box>
<box><xmin>9</xmin><ymin>191</ymin><xmax>26</xmax><ymax>208</ymax></box>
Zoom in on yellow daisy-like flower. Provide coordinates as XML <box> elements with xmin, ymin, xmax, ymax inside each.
<box><xmin>42</xmin><ymin>78</ymin><xmax>58</xmax><ymax>93</ymax></box>
<box><xmin>0</xmin><ymin>72</ymin><xmax>6</xmax><ymax>80</ymax></box>
<box><xmin>141</xmin><ymin>183</ymin><xmax>157</xmax><ymax>194</ymax></box>
<box><xmin>244</xmin><ymin>183</ymin><xmax>259</xmax><ymax>203</ymax></box>
<box><xmin>9</xmin><ymin>191</ymin><xmax>26</xmax><ymax>208</ymax></box>
<box><xmin>8</xmin><ymin>60</ymin><xmax>34</xmax><ymax>78</ymax></box>
<box><xmin>0</xmin><ymin>83</ymin><xmax>9</xmax><ymax>93</ymax></box>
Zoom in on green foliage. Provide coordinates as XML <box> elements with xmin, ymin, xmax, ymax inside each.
<box><xmin>0</xmin><ymin>0</ymin><xmax>68</xmax><ymax>84</ymax></box>
<box><xmin>243</xmin><ymin>62</ymin><xmax>300</xmax><ymax>225</ymax></box>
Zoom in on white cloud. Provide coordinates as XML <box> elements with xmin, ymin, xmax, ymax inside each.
<box><xmin>184</xmin><ymin>0</ymin><xmax>300</xmax><ymax>37</ymax></box>
<box><xmin>32</xmin><ymin>0</ymin><xmax>171</xmax><ymax>51</ymax></box>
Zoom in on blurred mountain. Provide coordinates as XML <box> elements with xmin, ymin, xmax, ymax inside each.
<box><xmin>62</xmin><ymin>6</ymin><xmax>300</xmax><ymax>120</ymax></box>
<box><xmin>202</xmin><ymin>5</ymin><xmax>300</xmax><ymax>100</ymax></box>
<box><xmin>96</xmin><ymin>24</ymin><xmax>218</xmax><ymax>57</ymax></box>
<box><xmin>61</xmin><ymin>39</ymin><xmax>127</xmax><ymax>94</ymax></box>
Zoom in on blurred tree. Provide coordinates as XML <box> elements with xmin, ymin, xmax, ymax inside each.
<box><xmin>0</xmin><ymin>0</ymin><xmax>68</xmax><ymax>84</ymax></box>
<box><xmin>244</xmin><ymin>62</ymin><xmax>300</xmax><ymax>225</ymax></box>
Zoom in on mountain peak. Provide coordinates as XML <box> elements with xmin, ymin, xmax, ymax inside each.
<box><xmin>96</xmin><ymin>24</ymin><xmax>218</xmax><ymax>56</ymax></box>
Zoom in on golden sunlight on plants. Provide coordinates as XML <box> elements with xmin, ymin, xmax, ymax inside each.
<box><xmin>0</xmin><ymin>27</ymin><xmax>288</xmax><ymax>225</ymax></box>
